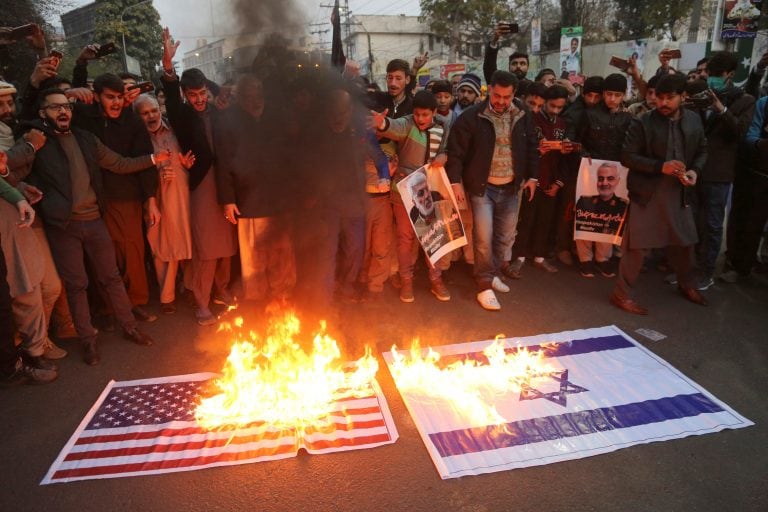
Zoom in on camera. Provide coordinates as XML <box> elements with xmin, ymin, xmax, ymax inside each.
<box><xmin>686</xmin><ymin>91</ymin><xmax>713</xmax><ymax>109</ymax></box>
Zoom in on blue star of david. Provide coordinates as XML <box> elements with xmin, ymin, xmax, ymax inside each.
<box><xmin>518</xmin><ymin>369</ymin><xmax>588</xmax><ymax>407</ymax></box>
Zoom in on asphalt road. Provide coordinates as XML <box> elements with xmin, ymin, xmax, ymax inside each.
<box><xmin>2</xmin><ymin>261</ymin><xmax>766</xmax><ymax>512</ymax></box>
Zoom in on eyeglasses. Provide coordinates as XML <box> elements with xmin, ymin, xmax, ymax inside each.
<box><xmin>597</xmin><ymin>176</ymin><xmax>617</xmax><ymax>182</ymax></box>
<box><xmin>44</xmin><ymin>103</ymin><xmax>73</xmax><ymax>112</ymax></box>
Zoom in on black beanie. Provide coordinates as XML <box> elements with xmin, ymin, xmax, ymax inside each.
<box><xmin>583</xmin><ymin>76</ymin><xmax>604</xmax><ymax>95</ymax></box>
<box><xmin>603</xmin><ymin>73</ymin><xmax>628</xmax><ymax>93</ymax></box>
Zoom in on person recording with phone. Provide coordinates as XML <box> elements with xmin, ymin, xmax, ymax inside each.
<box><xmin>684</xmin><ymin>52</ymin><xmax>755</xmax><ymax>287</ymax></box>
<box><xmin>483</xmin><ymin>21</ymin><xmax>529</xmax><ymax>90</ymax></box>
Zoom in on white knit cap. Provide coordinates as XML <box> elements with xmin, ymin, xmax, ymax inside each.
<box><xmin>0</xmin><ymin>81</ymin><xmax>17</xmax><ymax>96</ymax></box>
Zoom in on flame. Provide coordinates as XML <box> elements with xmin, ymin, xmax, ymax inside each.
<box><xmin>389</xmin><ymin>336</ymin><xmax>556</xmax><ymax>426</ymax></box>
<box><xmin>195</xmin><ymin>311</ymin><xmax>378</xmax><ymax>431</ymax></box>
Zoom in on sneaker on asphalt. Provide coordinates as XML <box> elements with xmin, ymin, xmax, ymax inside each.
<box><xmin>430</xmin><ymin>278</ymin><xmax>451</xmax><ymax>301</ymax></box>
<box><xmin>533</xmin><ymin>259</ymin><xmax>558</xmax><ymax>273</ymax></box>
<box><xmin>557</xmin><ymin>250</ymin><xmax>574</xmax><ymax>266</ymax></box>
<box><xmin>399</xmin><ymin>278</ymin><xmax>415</xmax><ymax>303</ymax></box>
<box><xmin>195</xmin><ymin>308</ymin><xmax>218</xmax><ymax>326</ymax></box>
<box><xmin>718</xmin><ymin>269</ymin><xmax>740</xmax><ymax>283</ymax></box>
<box><xmin>578</xmin><ymin>261</ymin><xmax>596</xmax><ymax>278</ymax></box>
<box><xmin>476</xmin><ymin>289</ymin><xmax>501</xmax><ymax>311</ymax></box>
<box><xmin>596</xmin><ymin>260</ymin><xmax>616</xmax><ymax>278</ymax></box>
<box><xmin>43</xmin><ymin>340</ymin><xmax>68</xmax><ymax>360</ymax></box>
<box><xmin>1</xmin><ymin>362</ymin><xmax>57</xmax><ymax>386</ymax></box>
<box><xmin>491</xmin><ymin>276</ymin><xmax>510</xmax><ymax>293</ymax></box>
<box><xmin>663</xmin><ymin>273</ymin><xmax>678</xmax><ymax>285</ymax></box>
<box><xmin>696</xmin><ymin>276</ymin><xmax>715</xmax><ymax>291</ymax></box>
<box><xmin>502</xmin><ymin>259</ymin><xmax>524</xmax><ymax>279</ymax></box>
<box><xmin>160</xmin><ymin>302</ymin><xmax>176</xmax><ymax>314</ymax></box>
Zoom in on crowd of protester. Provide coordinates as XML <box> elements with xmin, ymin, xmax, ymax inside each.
<box><xmin>1</xmin><ymin>21</ymin><xmax>768</xmax><ymax>386</ymax></box>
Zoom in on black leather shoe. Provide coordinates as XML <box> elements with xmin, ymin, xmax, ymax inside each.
<box><xmin>132</xmin><ymin>306</ymin><xmax>158</xmax><ymax>322</ymax></box>
<box><xmin>609</xmin><ymin>294</ymin><xmax>649</xmax><ymax>315</ymax></box>
<box><xmin>678</xmin><ymin>286</ymin><xmax>708</xmax><ymax>306</ymax></box>
<box><xmin>123</xmin><ymin>328</ymin><xmax>154</xmax><ymax>346</ymax></box>
<box><xmin>83</xmin><ymin>341</ymin><xmax>101</xmax><ymax>366</ymax></box>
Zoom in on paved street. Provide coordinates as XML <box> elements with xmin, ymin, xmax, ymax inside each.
<box><xmin>2</xmin><ymin>262</ymin><xmax>766</xmax><ymax>512</ymax></box>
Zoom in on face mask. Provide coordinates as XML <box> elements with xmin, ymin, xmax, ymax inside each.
<box><xmin>707</xmin><ymin>76</ymin><xmax>727</xmax><ymax>91</ymax></box>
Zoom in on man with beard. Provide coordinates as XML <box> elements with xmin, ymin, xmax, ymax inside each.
<box><xmin>447</xmin><ymin>71</ymin><xmax>539</xmax><ymax>311</ymax></box>
<box><xmin>24</xmin><ymin>89</ymin><xmax>167</xmax><ymax>363</ymax></box>
<box><xmin>611</xmin><ymin>74</ymin><xmax>708</xmax><ymax>315</ymax></box>
<box><xmin>453</xmin><ymin>74</ymin><xmax>481</xmax><ymax>116</ymax></box>
<box><xmin>0</xmin><ymin>80</ymin><xmax>77</xmax><ymax>357</ymax></box>
<box><xmin>216</xmin><ymin>74</ymin><xmax>296</xmax><ymax>304</ymax></box>
<box><xmin>574</xmin><ymin>163</ymin><xmax>629</xmax><ymax>277</ymax></box>
<box><xmin>483</xmin><ymin>23</ymin><xmax>529</xmax><ymax>86</ymax></box>
<box><xmin>134</xmin><ymin>94</ymin><xmax>196</xmax><ymax>314</ymax></box>
<box><xmin>575</xmin><ymin>74</ymin><xmax>633</xmax><ymax>277</ymax></box>
<box><xmin>71</xmin><ymin>73</ymin><xmax>159</xmax><ymax>324</ymax></box>
<box><xmin>686</xmin><ymin>52</ymin><xmax>754</xmax><ymax>289</ymax></box>
<box><xmin>161</xmin><ymin>27</ymin><xmax>236</xmax><ymax>326</ymax></box>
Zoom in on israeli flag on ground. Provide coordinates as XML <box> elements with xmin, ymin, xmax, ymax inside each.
<box><xmin>383</xmin><ymin>326</ymin><xmax>753</xmax><ymax>479</ymax></box>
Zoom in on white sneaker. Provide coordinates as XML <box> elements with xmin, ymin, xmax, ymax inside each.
<box><xmin>477</xmin><ymin>289</ymin><xmax>501</xmax><ymax>311</ymax></box>
<box><xmin>491</xmin><ymin>276</ymin><xmax>510</xmax><ymax>293</ymax></box>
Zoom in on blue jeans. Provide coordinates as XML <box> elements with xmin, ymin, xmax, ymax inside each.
<box><xmin>696</xmin><ymin>182</ymin><xmax>731</xmax><ymax>276</ymax></box>
<box><xmin>471</xmin><ymin>184</ymin><xmax>522</xmax><ymax>290</ymax></box>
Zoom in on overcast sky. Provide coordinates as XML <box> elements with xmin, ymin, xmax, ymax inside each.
<box><xmin>58</xmin><ymin>0</ymin><xmax>421</xmax><ymax>59</ymax></box>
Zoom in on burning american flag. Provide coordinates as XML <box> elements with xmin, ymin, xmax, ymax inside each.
<box><xmin>43</xmin><ymin>312</ymin><xmax>398</xmax><ymax>484</ymax></box>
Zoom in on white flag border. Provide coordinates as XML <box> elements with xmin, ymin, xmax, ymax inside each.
<box><xmin>383</xmin><ymin>325</ymin><xmax>755</xmax><ymax>479</ymax></box>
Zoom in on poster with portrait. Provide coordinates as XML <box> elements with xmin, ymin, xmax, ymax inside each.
<box><xmin>721</xmin><ymin>0</ymin><xmax>762</xmax><ymax>39</ymax></box>
<box><xmin>531</xmin><ymin>18</ymin><xmax>541</xmax><ymax>54</ymax></box>
<box><xmin>396</xmin><ymin>165</ymin><xmax>467</xmax><ymax>265</ymax></box>
<box><xmin>624</xmin><ymin>40</ymin><xmax>648</xmax><ymax>97</ymax></box>
<box><xmin>574</xmin><ymin>158</ymin><xmax>630</xmax><ymax>245</ymax></box>
<box><xmin>560</xmin><ymin>26</ymin><xmax>583</xmax><ymax>77</ymax></box>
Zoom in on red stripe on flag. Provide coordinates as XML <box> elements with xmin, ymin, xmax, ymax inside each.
<box><xmin>52</xmin><ymin>443</ymin><xmax>299</xmax><ymax>480</ymax></box>
<box><xmin>305</xmin><ymin>432</ymin><xmax>393</xmax><ymax>450</ymax></box>
<box><xmin>75</xmin><ymin>406</ymin><xmax>382</xmax><ymax>445</ymax></box>
<box><xmin>65</xmin><ymin>419</ymin><xmax>387</xmax><ymax>461</ymax></box>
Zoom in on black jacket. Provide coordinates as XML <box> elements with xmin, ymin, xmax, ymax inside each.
<box><xmin>695</xmin><ymin>86</ymin><xmax>755</xmax><ymax>183</ymax></box>
<box><xmin>621</xmin><ymin>109</ymin><xmax>707</xmax><ymax>207</ymax></box>
<box><xmin>72</xmin><ymin>102</ymin><xmax>158</xmax><ymax>202</ymax></box>
<box><xmin>160</xmin><ymin>75</ymin><xmax>216</xmax><ymax>191</ymax></box>
<box><xmin>214</xmin><ymin>105</ymin><xmax>293</xmax><ymax>217</ymax></box>
<box><xmin>23</xmin><ymin>120</ymin><xmax>155</xmax><ymax>228</ymax></box>
<box><xmin>579</xmin><ymin>103</ymin><xmax>633</xmax><ymax>162</ymax></box>
<box><xmin>446</xmin><ymin>98</ymin><xmax>539</xmax><ymax>196</ymax></box>
<box><xmin>482</xmin><ymin>43</ymin><xmax>500</xmax><ymax>85</ymax></box>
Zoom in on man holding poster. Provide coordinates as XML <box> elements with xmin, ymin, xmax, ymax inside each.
<box><xmin>399</xmin><ymin>168</ymin><xmax>465</xmax><ymax>261</ymax></box>
<box><xmin>574</xmin><ymin>161</ymin><xmax>629</xmax><ymax>277</ymax></box>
